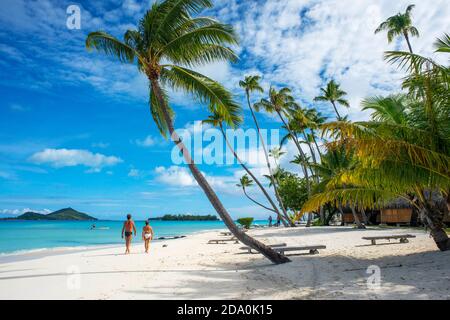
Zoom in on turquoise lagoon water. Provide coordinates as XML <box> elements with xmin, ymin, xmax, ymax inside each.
<box><xmin>0</xmin><ymin>220</ymin><xmax>268</xmax><ymax>254</ymax></box>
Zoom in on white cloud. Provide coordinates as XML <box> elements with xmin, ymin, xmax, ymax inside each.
<box><xmin>135</xmin><ymin>135</ymin><xmax>158</xmax><ymax>147</ymax></box>
<box><xmin>215</xmin><ymin>0</ymin><xmax>450</xmax><ymax>121</ymax></box>
<box><xmin>128</xmin><ymin>168</ymin><xmax>140</xmax><ymax>177</ymax></box>
<box><xmin>154</xmin><ymin>166</ymin><xmax>196</xmax><ymax>187</ymax></box>
<box><xmin>0</xmin><ymin>208</ymin><xmax>51</xmax><ymax>216</ymax></box>
<box><xmin>91</xmin><ymin>142</ymin><xmax>109</xmax><ymax>149</ymax></box>
<box><xmin>29</xmin><ymin>148</ymin><xmax>123</xmax><ymax>170</ymax></box>
<box><xmin>153</xmin><ymin>165</ymin><xmax>240</xmax><ymax>193</ymax></box>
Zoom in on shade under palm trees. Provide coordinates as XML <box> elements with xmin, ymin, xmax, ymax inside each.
<box><xmin>85</xmin><ymin>0</ymin><xmax>289</xmax><ymax>264</ymax></box>
<box><xmin>375</xmin><ymin>4</ymin><xmax>419</xmax><ymax>53</ymax></box>
<box><xmin>314</xmin><ymin>80</ymin><xmax>350</xmax><ymax>121</ymax></box>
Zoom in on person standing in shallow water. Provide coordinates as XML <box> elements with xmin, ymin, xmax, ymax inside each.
<box><xmin>268</xmin><ymin>215</ymin><xmax>273</xmax><ymax>227</ymax></box>
<box><xmin>142</xmin><ymin>220</ymin><xmax>154</xmax><ymax>253</ymax></box>
<box><xmin>121</xmin><ymin>214</ymin><xmax>137</xmax><ymax>254</ymax></box>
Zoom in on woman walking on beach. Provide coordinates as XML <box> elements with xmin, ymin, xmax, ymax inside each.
<box><xmin>142</xmin><ymin>220</ymin><xmax>154</xmax><ymax>253</ymax></box>
<box><xmin>121</xmin><ymin>214</ymin><xmax>137</xmax><ymax>254</ymax></box>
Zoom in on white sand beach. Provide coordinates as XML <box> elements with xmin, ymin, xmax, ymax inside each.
<box><xmin>0</xmin><ymin>226</ymin><xmax>448</xmax><ymax>300</ymax></box>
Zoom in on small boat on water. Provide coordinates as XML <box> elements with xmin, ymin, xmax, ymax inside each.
<box><xmin>90</xmin><ymin>225</ymin><xmax>110</xmax><ymax>230</ymax></box>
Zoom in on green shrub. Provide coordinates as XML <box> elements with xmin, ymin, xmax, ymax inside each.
<box><xmin>237</xmin><ymin>217</ymin><xmax>254</xmax><ymax>229</ymax></box>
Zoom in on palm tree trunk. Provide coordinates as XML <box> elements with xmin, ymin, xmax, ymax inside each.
<box><xmin>302</xmin><ymin>130</ymin><xmax>317</xmax><ymax>165</ymax></box>
<box><xmin>306</xmin><ymin>212</ymin><xmax>313</xmax><ymax>227</ymax></box>
<box><xmin>403</xmin><ymin>31</ymin><xmax>414</xmax><ymax>54</ymax></box>
<box><xmin>338</xmin><ymin>201</ymin><xmax>345</xmax><ymax>226</ymax></box>
<box><xmin>350</xmin><ymin>205</ymin><xmax>366</xmax><ymax>229</ymax></box>
<box><xmin>276</xmin><ymin>111</ymin><xmax>313</xmax><ymax>227</ymax></box>
<box><xmin>446</xmin><ymin>192</ymin><xmax>450</xmax><ymax>212</ymax></box>
<box><xmin>219</xmin><ymin>124</ymin><xmax>289</xmax><ymax>227</ymax></box>
<box><xmin>276</xmin><ymin>111</ymin><xmax>311</xmax><ymax>190</ymax></box>
<box><xmin>302</xmin><ymin>129</ymin><xmax>329</xmax><ymax>226</ymax></box>
<box><xmin>310</xmin><ymin>129</ymin><xmax>323</xmax><ymax>158</ymax></box>
<box><xmin>331</xmin><ymin>101</ymin><xmax>342</xmax><ymax>120</ymax></box>
<box><xmin>242</xmin><ymin>187</ymin><xmax>277</xmax><ymax>213</ymax></box>
<box><xmin>246</xmin><ymin>93</ymin><xmax>294</xmax><ymax>227</ymax></box>
<box><xmin>319</xmin><ymin>205</ymin><xmax>325</xmax><ymax>225</ymax></box>
<box><xmin>421</xmin><ymin>200</ymin><xmax>450</xmax><ymax>251</ymax></box>
<box><xmin>301</xmin><ymin>130</ymin><xmax>326</xmax><ymax>224</ymax></box>
<box><xmin>150</xmin><ymin>78</ymin><xmax>290</xmax><ymax>264</ymax></box>
<box><xmin>361</xmin><ymin>207</ymin><xmax>369</xmax><ymax>225</ymax></box>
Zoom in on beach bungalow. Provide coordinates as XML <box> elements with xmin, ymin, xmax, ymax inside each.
<box><xmin>380</xmin><ymin>198</ymin><xmax>415</xmax><ymax>226</ymax></box>
<box><xmin>342</xmin><ymin>195</ymin><xmax>449</xmax><ymax>226</ymax></box>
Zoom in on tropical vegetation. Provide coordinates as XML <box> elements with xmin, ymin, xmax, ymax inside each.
<box><xmin>237</xmin><ymin>217</ymin><xmax>254</xmax><ymax>229</ymax></box>
<box><xmin>86</xmin><ymin>1</ymin><xmax>450</xmax><ymax>264</ymax></box>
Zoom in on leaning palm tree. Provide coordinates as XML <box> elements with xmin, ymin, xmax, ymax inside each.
<box><xmin>86</xmin><ymin>0</ymin><xmax>289</xmax><ymax>264</ymax></box>
<box><xmin>203</xmin><ymin>110</ymin><xmax>289</xmax><ymax>226</ymax></box>
<box><xmin>239</xmin><ymin>75</ymin><xmax>291</xmax><ymax>225</ymax></box>
<box><xmin>256</xmin><ymin>87</ymin><xmax>314</xmax><ymax>227</ymax></box>
<box><xmin>236</xmin><ymin>175</ymin><xmax>277</xmax><ymax>213</ymax></box>
<box><xmin>301</xmin><ymin>108</ymin><xmax>326</xmax><ymax>159</ymax></box>
<box><xmin>255</xmin><ymin>87</ymin><xmax>311</xmax><ymax>186</ymax></box>
<box><xmin>285</xmin><ymin>106</ymin><xmax>319</xmax><ymax>166</ymax></box>
<box><xmin>375</xmin><ymin>4</ymin><xmax>419</xmax><ymax>54</ymax></box>
<box><xmin>314</xmin><ymin>80</ymin><xmax>350</xmax><ymax>120</ymax></box>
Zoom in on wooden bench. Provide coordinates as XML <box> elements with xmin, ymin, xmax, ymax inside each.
<box><xmin>208</xmin><ymin>237</ymin><xmax>239</xmax><ymax>244</ymax></box>
<box><xmin>239</xmin><ymin>243</ymin><xmax>287</xmax><ymax>254</ymax></box>
<box><xmin>220</xmin><ymin>230</ymin><xmax>247</xmax><ymax>236</ymax></box>
<box><xmin>274</xmin><ymin>245</ymin><xmax>326</xmax><ymax>255</ymax></box>
<box><xmin>362</xmin><ymin>234</ymin><xmax>416</xmax><ymax>245</ymax></box>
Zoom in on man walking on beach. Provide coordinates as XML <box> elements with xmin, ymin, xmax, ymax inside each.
<box><xmin>268</xmin><ymin>215</ymin><xmax>273</xmax><ymax>227</ymax></box>
<box><xmin>121</xmin><ymin>214</ymin><xmax>137</xmax><ymax>254</ymax></box>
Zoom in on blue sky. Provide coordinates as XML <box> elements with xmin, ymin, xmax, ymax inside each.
<box><xmin>0</xmin><ymin>0</ymin><xmax>449</xmax><ymax>220</ymax></box>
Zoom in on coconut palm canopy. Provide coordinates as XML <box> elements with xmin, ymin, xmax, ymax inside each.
<box><xmin>375</xmin><ymin>4</ymin><xmax>419</xmax><ymax>53</ymax></box>
<box><xmin>86</xmin><ymin>0</ymin><xmax>242</xmax><ymax>136</ymax></box>
<box><xmin>314</xmin><ymin>80</ymin><xmax>350</xmax><ymax>120</ymax></box>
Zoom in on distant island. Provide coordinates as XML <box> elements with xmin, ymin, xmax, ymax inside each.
<box><xmin>1</xmin><ymin>208</ymin><xmax>97</xmax><ymax>221</ymax></box>
<box><xmin>149</xmin><ymin>214</ymin><xmax>219</xmax><ymax>221</ymax></box>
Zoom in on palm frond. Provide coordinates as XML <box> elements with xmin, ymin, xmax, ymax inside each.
<box><xmin>434</xmin><ymin>33</ymin><xmax>450</xmax><ymax>53</ymax></box>
<box><xmin>86</xmin><ymin>31</ymin><xmax>138</xmax><ymax>63</ymax></box>
<box><xmin>150</xmin><ymin>84</ymin><xmax>173</xmax><ymax>138</ymax></box>
<box><xmin>162</xmin><ymin>65</ymin><xmax>242</xmax><ymax>127</ymax></box>
<box><xmin>301</xmin><ymin>187</ymin><xmax>400</xmax><ymax>213</ymax></box>
<box><xmin>384</xmin><ymin>51</ymin><xmax>447</xmax><ymax>75</ymax></box>
<box><xmin>155</xmin><ymin>0</ymin><xmax>213</xmax><ymax>39</ymax></box>
<box><xmin>157</xmin><ymin>23</ymin><xmax>238</xmax><ymax>63</ymax></box>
